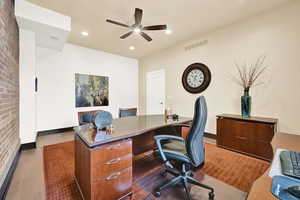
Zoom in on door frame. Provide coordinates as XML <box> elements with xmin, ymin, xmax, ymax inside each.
<box><xmin>146</xmin><ymin>69</ymin><xmax>166</xmax><ymax>115</ymax></box>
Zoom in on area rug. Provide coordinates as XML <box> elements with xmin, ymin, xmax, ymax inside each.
<box><xmin>43</xmin><ymin>141</ymin><xmax>270</xmax><ymax>199</ymax></box>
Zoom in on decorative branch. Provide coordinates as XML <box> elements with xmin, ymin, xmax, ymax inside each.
<box><xmin>234</xmin><ymin>55</ymin><xmax>268</xmax><ymax>91</ymax></box>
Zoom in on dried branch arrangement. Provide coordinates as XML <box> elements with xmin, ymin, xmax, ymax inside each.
<box><xmin>234</xmin><ymin>55</ymin><xmax>268</xmax><ymax>91</ymax></box>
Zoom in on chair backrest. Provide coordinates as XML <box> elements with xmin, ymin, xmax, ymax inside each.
<box><xmin>186</xmin><ymin>96</ymin><xmax>207</xmax><ymax>167</ymax></box>
<box><xmin>119</xmin><ymin>108</ymin><xmax>137</xmax><ymax>118</ymax></box>
<box><xmin>78</xmin><ymin>110</ymin><xmax>102</xmax><ymax>125</ymax></box>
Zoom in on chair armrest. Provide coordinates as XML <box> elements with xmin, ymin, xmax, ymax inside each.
<box><xmin>154</xmin><ymin>135</ymin><xmax>185</xmax><ymax>168</ymax></box>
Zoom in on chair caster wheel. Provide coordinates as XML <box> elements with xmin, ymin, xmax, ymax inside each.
<box><xmin>160</xmin><ymin>171</ymin><xmax>167</xmax><ymax>177</ymax></box>
<box><xmin>154</xmin><ymin>191</ymin><xmax>161</xmax><ymax>197</ymax></box>
<box><xmin>209</xmin><ymin>192</ymin><xmax>214</xmax><ymax>200</ymax></box>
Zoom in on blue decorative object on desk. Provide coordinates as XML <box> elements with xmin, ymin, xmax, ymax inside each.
<box><xmin>271</xmin><ymin>175</ymin><xmax>300</xmax><ymax>200</ymax></box>
<box><xmin>241</xmin><ymin>89</ymin><xmax>251</xmax><ymax>118</ymax></box>
<box><xmin>94</xmin><ymin>130</ymin><xmax>113</xmax><ymax>142</ymax></box>
<box><xmin>94</xmin><ymin>111</ymin><xmax>113</xmax><ymax>129</ymax></box>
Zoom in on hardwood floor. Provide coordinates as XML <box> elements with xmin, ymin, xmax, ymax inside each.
<box><xmin>6</xmin><ymin>131</ymin><xmax>74</xmax><ymax>200</ymax></box>
<box><xmin>6</xmin><ymin>131</ymin><xmax>246</xmax><ymax>200</ymax></box>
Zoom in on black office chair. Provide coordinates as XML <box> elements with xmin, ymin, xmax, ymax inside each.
<box><xmin>154</xmin><ymin>96</ymin><xmax>214</xmax><ymax>200</ymax></box>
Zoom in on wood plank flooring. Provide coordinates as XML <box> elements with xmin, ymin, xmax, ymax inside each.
<box><xmin>6</xmin><ymin>131</ymin><xmax>247</xmax><ymax>200</ymax></box>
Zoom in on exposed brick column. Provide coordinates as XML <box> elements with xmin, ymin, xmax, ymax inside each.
<box><xmin>0</xmin><ymin>0</ymin><xmax>20</xmax><ymax>185</ymax></box>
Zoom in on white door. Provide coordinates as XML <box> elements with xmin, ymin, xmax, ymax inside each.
<box><xmin>146</xmin><ymin>70</ymin><xmax>165</xmax><ymax>115</ymax></box>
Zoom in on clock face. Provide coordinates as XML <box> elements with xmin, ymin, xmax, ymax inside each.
<box><xmin>187</xmin><ymin>69</ymin><xmax>204</xmax><ymax>88</ymax></box>
<box><xmin>182</xmin><ymin>63</ymin><xmax>211</xmax><ymax>94</ymax></box>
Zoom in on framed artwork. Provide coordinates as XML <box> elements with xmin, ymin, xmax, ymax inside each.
<box><xmin>75</xmin><ymin>73</ymin><xmax>109</xmax><ymax>107</ymax></box>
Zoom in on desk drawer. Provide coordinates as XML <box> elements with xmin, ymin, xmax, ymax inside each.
<box><xmin>91</xmin><ymin>167</ymin><xmax>132</xmax><ymax>200</ymax></box>
<box><xmin>91</xmin><ymin>139</ymin><xmax>132</xmax><ymax>164</ymax></box>
<box><xmin>91</xmin><ymin>154</ymin><xmax>132</xmax><ymax>181</ymax></box>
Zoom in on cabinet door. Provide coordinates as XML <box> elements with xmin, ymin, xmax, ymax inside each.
<box><xmin>217</xmin><ymin>118</ymin><xmax>254</xmax><ymax>154</ymax></box>
<box><xmin>217</xmin><ymin>118</ymin><xmax>239</xmax><ymax>150</ymax></box>
<box><xmin>252</xmin><ymin>123</ymin><xmax>274</xmax><ymax>160</ymax></box>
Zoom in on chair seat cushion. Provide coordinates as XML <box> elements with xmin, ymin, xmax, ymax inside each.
<box><xmin>163</xmin><ymin>150</ymin><xmax>192</xmax><ymax>164</ymax></box>
<box><xmin>162</xmin><ymin>140</ymin><xmax>186</xmax><ymax>154</ymax></box>
<box><xmin>155</xmin><ymin>138</ymin><xmax>192</xmax><ymax>164</ymax></box>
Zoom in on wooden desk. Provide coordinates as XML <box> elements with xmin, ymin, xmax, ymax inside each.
<box><xmin>74</xmin><ymin>115</ymin><xmax>191</xmax><ymax>200</ymax></box>
<box><xmin>247</xmin><ymin>132</ymin><xmax>300</xmax><ymax>199</ymax></box>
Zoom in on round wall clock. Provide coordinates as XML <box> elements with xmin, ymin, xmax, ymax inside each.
<box><xmin>182</xmin><ymin>63</ymin><xmax>211</xmax><ymax>94</ymax></box>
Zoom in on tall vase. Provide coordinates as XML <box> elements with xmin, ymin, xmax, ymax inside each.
<box><xmin>241</xmin><ymin>89</ymin><xmax>251</xmax><ymax>118</ymax></box>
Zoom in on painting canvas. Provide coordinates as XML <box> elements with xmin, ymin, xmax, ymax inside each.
<box><xmin>75</xmin><ymin>73</ymin><xmax>109</xmax><ymax>107</ymax></box>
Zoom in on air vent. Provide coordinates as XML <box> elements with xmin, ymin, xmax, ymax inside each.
<box><xmin>184</xmin><ymin>40</ymin><xmax>208</xmax><ymax>51</ymax></box>
<box><xmin>50</xmin><ymin>36</ymin><xmax>59</xmax><ymax>41</ymax></box>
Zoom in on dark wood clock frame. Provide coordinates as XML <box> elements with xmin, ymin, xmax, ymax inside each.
<box><xmin>182</xmin><ymin>63</ymin><xmax>211</xmax><ymax>94</ymax></box>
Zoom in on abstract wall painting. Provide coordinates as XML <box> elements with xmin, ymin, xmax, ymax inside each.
<box><xmin>75</xmin><ymin>73</ymin><xmax>109</xmax><ymax>107</ymax></box>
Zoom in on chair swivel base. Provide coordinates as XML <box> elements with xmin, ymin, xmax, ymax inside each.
<box><xmin>155</xmin><ymin>169</ymin><xmax>215</xmax><ymax>200</ymax></box>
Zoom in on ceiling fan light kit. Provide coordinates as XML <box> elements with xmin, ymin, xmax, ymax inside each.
<box><xmin>106</xmin><ymin>8</ymin><xmax>168</xmax><ymax>42</ymax></box>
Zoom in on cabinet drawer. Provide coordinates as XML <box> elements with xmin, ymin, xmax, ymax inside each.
<box><xmin>91</xmin><ymin>167</ymin><xmax>132</xmax><ymax>200</ymax></box>
<box><xmin>253</xmin><ymin>142</ymin><xmax>273</xmax><ymax>160</ymax></box>
<box><xmin>91</xmin><ymin>139</ymin><xmax>132</xmax><ymax>164</ymax></box>
<box><xmin>91</xmin><ymin>154</ymin><xmax>132</xmax><ymax>181</ymax></box>
<box><xmin>253</xmin><ymin>123</ymin><xmax>274</xmax><ymax>142</ymax></box>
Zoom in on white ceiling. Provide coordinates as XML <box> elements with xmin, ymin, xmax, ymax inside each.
<box><xmin>27</xmin><ymin>0</ymin><xmax>292</xmax><ymax>58</ymax></box>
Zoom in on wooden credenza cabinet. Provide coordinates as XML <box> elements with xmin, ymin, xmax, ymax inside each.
<box><xmin>216</xmin><ymin>114</ymin><xmax>278</xmax><ymax>161</ymax></box>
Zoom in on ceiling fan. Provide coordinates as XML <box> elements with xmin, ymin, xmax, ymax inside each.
<box><xmin>106</xmin><ymin>8</ymin><xmax>167</xmax><ymax>42</ymax></box>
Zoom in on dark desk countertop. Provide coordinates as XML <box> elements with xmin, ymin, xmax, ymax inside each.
<box><xmin>74</xmin><ymin>115</ymin><xmax>192</xmax><ymax>148</ymax></box>
<box><xmin>217</xmin><ymin>114</ymin><xmax>278</xmax><ymax>124</ymax></box>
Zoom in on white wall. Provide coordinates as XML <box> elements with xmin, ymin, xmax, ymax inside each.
<box><xmin>19</xmin><ymin>29</ymin><xmax>37</xmax><ymax>144</ymax></box>
<box><xmin>15</xmin><ymin>0</ymin><xmax>70</xmax><ymax>31</ymax></box>
<box><xmin>139</xmin><ymin>2</ymin><xmax>300</xmax><ymax>135</ymax></box>
<box><xmin>36</xmin><ymin>43</ymin><xmax>138</xmax><ymax>131</ymax></box>
<box><xmin>15</xmin><ymin>0</ymin><xmax>71</xmax><ymax>51</ymax></box>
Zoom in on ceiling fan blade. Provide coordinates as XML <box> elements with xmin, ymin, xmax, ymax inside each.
<box><xmin>143</xmin><ymin>25</ymin><xmax>167</xmax><ymax>31</ymax></box>
<box><xmin>120</xmin><ymin>31</ymin><xmax>133</xmax><ymax>39</ymax></box>
<box><xmin>134</xmin><ymin>8</ymin><xmax>143</xmax><ymax>25</ymax></box>
<box><xmin>140</xmin><ymin>32</ymin><xmax>152</xmax><ymax>42</ymax></box>
<box><xmin>106</xmin><ymin>19</ymin><xmax>130</xmax><ymax>28</ymax></box>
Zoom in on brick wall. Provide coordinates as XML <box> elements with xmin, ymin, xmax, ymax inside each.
<box><xmin>0</xmin><ymin>0</ymin><xmax>20</xmax><ymax>186</ymax></box>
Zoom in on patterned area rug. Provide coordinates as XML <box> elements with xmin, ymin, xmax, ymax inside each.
<box><xmin>201</xmin><ymin>143</ymin><xmax>270</xmax><ymax>192</ymax></box>
<box><xmin>43</xmin><ymin>141</ymin><xmax>270</xmax><ymax>199</ymax></box>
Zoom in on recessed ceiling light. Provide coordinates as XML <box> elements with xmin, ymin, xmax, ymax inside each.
<box><xmin>81</xmin><ymin>31</ymin><xmax>89</xmax><ymax>36</ymax></box>
<box><xmin>133</xmin><ymin>28</ymin><xmax>141</xmax><ymax>33</ymax></box>
<box><xmin>165</xmin><ymin>29</ymin><xmax>172</xmax><ymax>35</ymax></box>
<box><xmin>129</xmin><ymin>46</ymin><xmax>135</xmax><ymax>50</ymax></box>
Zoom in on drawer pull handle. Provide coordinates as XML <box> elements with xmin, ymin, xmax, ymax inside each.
<box><xmin>106</xmin><ymin>172</ymin><xmax>121</xmax><ymax>180</ymax></box>
<box><xmin>108</xmin><ymin>143</ymin><xmax>121</xmax><ymax>150</ymax></box>
<box><xmin>105</xmin><ymin>158</ymin><xmax>121</xmax><ymax>165</ymax></box>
